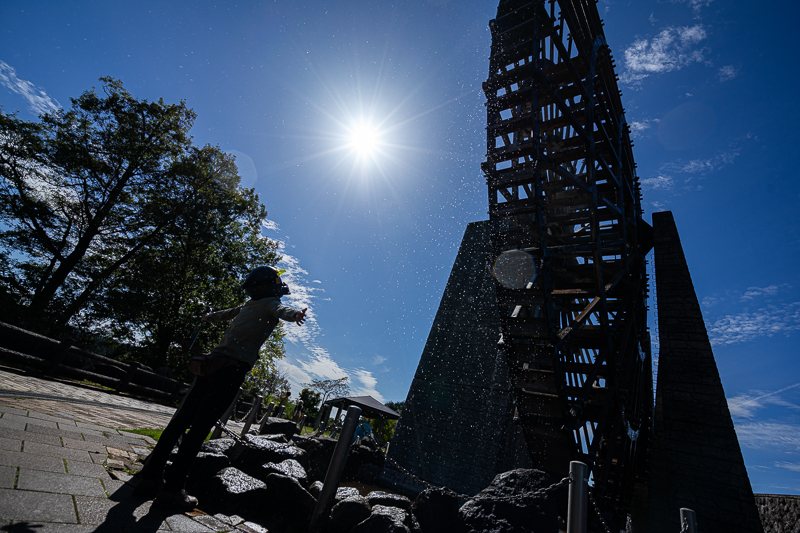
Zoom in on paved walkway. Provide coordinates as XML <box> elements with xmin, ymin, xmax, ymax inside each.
<box><xmin>0</xmin><ymin>367</ymin><xmax>261</xmax><ymax>532</ymax></box>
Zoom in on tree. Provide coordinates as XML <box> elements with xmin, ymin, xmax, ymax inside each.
<box><xmin>370</xmin><ymin>401</ymin><xmax>404</xmax><ymax>446</ymax></box>
<box><xmin>0</xmin><ymin>77</ymin><xmax>197</xmax><ymax>330</ymax></box>
<box><xmin>304</xmin><ymin>377</ymin><xmax>350</xmax><ymax>407</ymax></box>
<box><xmin>298</xmin><ymin>388</ymin><xmax>322</xmax><ymax>419</ymax></box>
<box><xmin>86</xmin><ymin>146</ymin><xmax>280</xmax><ymax>372</ymax></box>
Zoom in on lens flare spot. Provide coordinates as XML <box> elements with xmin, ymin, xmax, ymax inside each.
<box><xmin>494</xmin><ymin>250</ymin><xmax>537</xmax><ymax>289</ymax></box>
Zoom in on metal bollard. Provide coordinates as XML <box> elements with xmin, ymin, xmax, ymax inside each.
<box><xmin>567</xmin><ymin>461</ymin><xmax>588</xmax><ymax>533</ymax></box>
<box><xmin>275</xmin><ymin>405</ymin><xmax>286</xmax><ymax>419</ymax></box>
<box><xmin>240</xmin><ymin>395</ymin><xmax>262</xmax><ymax>437</ymax></box>
<box><xmin>257</xmin><ymin>401</ymin><xmax>275</xmax><ymax>434</ymax></box>
<box><xmin>680</xmin><ymin>508</ymin><xmax>697</xmax><ymax>533</ymax></box>
<box><xmin>308</xmin><ymin>407</ymin><xmax>362</xmax><ymax>533</ymax></box>
<box><xmin>211</xmin><ymin>387</ymin><xmax>242</xmax><ymax>439</ymax></box>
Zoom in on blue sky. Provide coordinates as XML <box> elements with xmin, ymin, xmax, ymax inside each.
<box><xmin>1</xmin><ymin>0</ymin><xmax>798</xmax><ymax>495</ymax></box>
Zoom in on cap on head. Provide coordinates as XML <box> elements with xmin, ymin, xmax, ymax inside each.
<box><xmin>242</xmin><ymin>266</ymin><xmax>290</xmax><ymax>299</ymax></box>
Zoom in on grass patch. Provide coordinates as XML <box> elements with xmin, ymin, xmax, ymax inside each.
<box><xmin>67</xmin><ymin>378</ymin><xmax>115</xmax><ymax>391</ymax></box>
<box><xmin>126</xmin><ymin>428</ymin><xmax>164</xmax><ymax>441</ymax></box>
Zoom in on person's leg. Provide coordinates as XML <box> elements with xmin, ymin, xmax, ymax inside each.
<box><xmin>140</xmin><ymin>376</ymin><xmax>211</xmax><ymax>480</ymax></box>
<box><xmin>161</xmin><ymin>363</ymin><xmax>249</xmax><ymax>494</ymax></box>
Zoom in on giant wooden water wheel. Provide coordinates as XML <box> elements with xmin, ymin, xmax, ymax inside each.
<box><xmin>484</xmin><ymin>0</ymin><xmax>653</xmax><ymax>524</ymax></box>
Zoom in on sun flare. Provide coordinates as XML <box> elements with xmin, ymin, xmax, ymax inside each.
<box><xmin>347</xmin><ymin>121</ymin><xmax>381</xmax><ymax>158</ymax></box>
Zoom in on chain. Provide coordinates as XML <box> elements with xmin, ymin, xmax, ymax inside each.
<box><xmin>384</xmin><ymin>456</ymin><xmax>570</xmax><ymax>503</ymax></box>
<box><xmin>588</xmin><ymin>490</ymin><xmax>612</xmax><ymax>533</ymax></box>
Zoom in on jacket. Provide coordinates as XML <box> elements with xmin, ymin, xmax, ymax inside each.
<box><xmin>204</xmin><ymin>296</ymin><xmax>298</xmax><ymax>366</ymax></box>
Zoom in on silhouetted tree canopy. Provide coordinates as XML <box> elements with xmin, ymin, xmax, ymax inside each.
<box><xmin>0</xmin><ymin>77</ymin><xmax>282</xmax><ymax>375</ymax></box>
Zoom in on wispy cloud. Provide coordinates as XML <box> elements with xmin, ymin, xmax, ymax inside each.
<box><xmin>741</xmin><ymin>284</ymin><xmax>789</xmax><ymax>302</ymax></box>
<box><xmin>0</xmin><ymin>60</ymin><xmax>59</xmax><ymax>115</ymax></box>
<box><xmin>775</xmin><ymin>461</ymin><xmax>800</xmax><ymax>473</ymax></box>
<box><xmin>263</xmin><ymin>219</ymin><xmax>384</xmax><ymax>401</ymax></box>
<box><xmin>620</xmin><ymin>25</ymin><xmax>707</xmax><ymax>86</ymax></box>
<box><xmin>727</xmin><ymin>383</ymin><xmax>800</xmax><ymax>419</ymax></box>
<box><xmin>718</xmin><ymin>65</ymin><xmax>739</xmax><ymax>82</ymax></box>
<box><xmin>734</xmin><ymin>421</ymin><xmax>800</xmax><ymax>451</ymax></box>
<box><xmin>372</xmin><ymin>355</ymin><xmax>388</xmax><ymax>365</ymax></box>
<box><xmin>707</xmin><ymin>302</ymin><xmax>800</xmax><ymax>346</ymax></box>
<box><xmin>671</xmin><ymin>0</ymin><xmax>714</xmax><ymax>16</ymax></box>
<box><xmin>628</xmin><ymin>119</ymin><xmax>653</xmax><ymax>139</ymax></box>
<box><xmin>641</xmin><ymin>175</ymin><xmax>674</xmax><ymax>190</ymax></box>
<box><xmin>663</xmin><ymin>147</ymin><xmax>741</xmax><ymax>175</ymax></box>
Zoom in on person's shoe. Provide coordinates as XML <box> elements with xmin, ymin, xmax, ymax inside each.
<box><xmin>131</xmin><ymin>474</ymin><xmax>163</xmax><ymax>499</ymax></box>
<box><xmin>153</xmin><ymin>489</ymin><xmax>199</xmax><ymax>511</ymax></box>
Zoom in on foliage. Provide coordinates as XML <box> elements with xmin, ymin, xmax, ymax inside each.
<box><xmin>0</xmin><ymin>78</ymin><xmax>283</xmax><ymax>375</ymax></box>
<box><xmin>304</xmin><ymin>376</ymin><xmax>350</xmax><ymax>406</ymax></box>
<box><xmin>90</xmin><ymin>145</ymin><xmax>279</xmax><ymax>373</ymax></box>
<box><xmin>370</xmin><ymin>400</ymin><xmax>404</xmax><ymax>446</ymax></box>
<box><xmin>298</xmin><ymin>387</ymin><xmax>322</xmax><ymax>418</ymax></box>
<box><xmin>0</xmin><ymin>77</ymin><xmax>195</xmax><ymax>329</ymax></box>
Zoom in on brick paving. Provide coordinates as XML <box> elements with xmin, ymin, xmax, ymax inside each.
<box><xmin>0</xmin><ymin>367</ymin><xmax>263</xmax><ymax>532</ymax></box>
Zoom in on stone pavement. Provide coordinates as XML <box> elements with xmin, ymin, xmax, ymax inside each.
<box><xmin>0</xmin><ymin>367</ymin><xmax>261</xmax><ymax>532</ymax></box>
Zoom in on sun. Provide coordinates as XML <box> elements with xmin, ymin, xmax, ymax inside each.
<box><xmin>347</xmin><ymin>121</ymin><xmax>382</xmax><ymax>158</ymax></box>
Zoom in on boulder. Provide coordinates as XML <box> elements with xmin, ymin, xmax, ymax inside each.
<box><xmin>344</xmin><ymin>444</ymin><xmax>386</xmax><ymax>484</ymax></box>
<box><xmin>185</xmin><ymin>452</ymin><xmax>231</xmax><ymax>499</ymax></box>
<box><xmin>458</xmin><ymin>469</ymin><xmax>558</xmax><ymax>533</ymax></box>
<box><xmin>336</xmin><ymin>486</ymin><xmax>362</xmax><ymax>501</ymax></box>
<box><xmin>200</xmin><ymin>438</ymin><xmax>237</xmax><ymax>456</ymax></box>
<box><xmin>204</xmin><ymin>467</ymin><xmax>267</xmax><ymax>515</ymax></box>
<box><xmin>259</xmin><ymin>417</ymin><xmax>298</xmax><ymax>439</ymax></box>
<box><xmin>258</xmin><ymin>433</ymin><xmax>289</xmax><ymax>444</ymax></box>
<box><xmin>309</xmin><ymin>480</ymin><xmax>324</xmax><ymax>499</ymax></box>
<box><xmin>258</xmin><ymin>459</ymin><xmax>308</xmax><ymax>486</ymax></box>
<box><xmin>323</xmin><ymin>495</ymin><xmax>372</xmax><ymax>533</ymax></box>
<box><xmin>366</xmin><ymin>491</ymin><xmax>412</xmax><ymax>511</ymax></box>
<box><xmin>412</xmin><ymin>489</ymin><xmax>461</xmax><ymax>533</ymax></box>
<box><xmin>299</xmin><ymin>436</ymin><xmax>338</xmax><ymax>483</ymax></box>
<box><xmin>259</xmin><ymin>473</ymin><xmax>317</xmax><ymax>533</ymax></box>
<box><xmin>351</xmin><ymin>505</ymin><xmax>410</xmax><ymax>533</ymax></box>
<box><xmin>234</xmin><ymin>434</ymin><xmax>308</xmax><ymax>478</ymax></box>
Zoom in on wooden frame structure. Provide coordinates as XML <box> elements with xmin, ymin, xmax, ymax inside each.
<box><xmin>483</xmin><ymin>0</ymin><xmax>653</xmax><ymax>524</ymax></box>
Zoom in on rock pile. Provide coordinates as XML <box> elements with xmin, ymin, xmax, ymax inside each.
<box><xmin>180</xmin><ymin>421</ymin><xmax>559</xmax><ymax>533</ymax></box>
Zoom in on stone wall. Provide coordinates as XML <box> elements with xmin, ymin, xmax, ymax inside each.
<box><xmin>755</xmin><ymin>494</ymin><xmax>800</xmax><ymax>533</ymax></box>
<box><xmin>380</xmin><ymin>221</ymin><xmax>531</xmax><ymax>497</ymax></box>
<box><xmin>642</xmin><ymin>211</ymin><xmax>764</xmax><ymax>533</ymax></box>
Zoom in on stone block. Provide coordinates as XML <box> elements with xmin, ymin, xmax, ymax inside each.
<box><xmin>17</xmin><ymin>468</ymin><xmax>106</xmax><ymax>497</ymax></box>
<box><xmin>0</xmin><ymin>487</ymin><xmax>77</xmax><ymax>523</ymax></box>
<box><xmin>0</xmin><ymin>465</ymin><xmax>15</xmax><ymax>489</ymax></box>
<box><xmin>0</xmin><ymin>449</ymin><xmax>66</xmax><ymax>473</ymax></box>
<box><xmin>63</xmin><ymin>436</ymin><xmax>107</xmax><ymax>454</ymax></box>
<box><xmin>75</xmin><ymin>493</ymin><xmax>171</xmax><ymax>528</ymax></box>
<box><xmin>23</xmin><ymin>441</ymin><xmax>92</xmax><ymax>462</ymax></box>
<box><xmin>0</xmin><ymin>437</ymin><xmax>21</xmax><ymax>453</ymax></box>
<box><xmin>65</xmin><ymin>459</ymin><xmax>111</xmax><ymax>479</ymax></box>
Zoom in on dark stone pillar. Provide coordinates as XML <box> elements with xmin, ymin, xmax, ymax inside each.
<box><xmin>644</xmin><ymin>211</ymin><xmax>763</xmax><ymax>533</ymax></box>
<box><xmin>380</xmin><ymin>221</ymin><xmax>531</xmax><ymax>496</ymax></box>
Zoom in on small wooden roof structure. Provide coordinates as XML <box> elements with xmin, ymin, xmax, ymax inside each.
<box><xmin>324</xmin><ymin>395</ymin><xmax>401</xmax><ymax>420</ymax></box>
